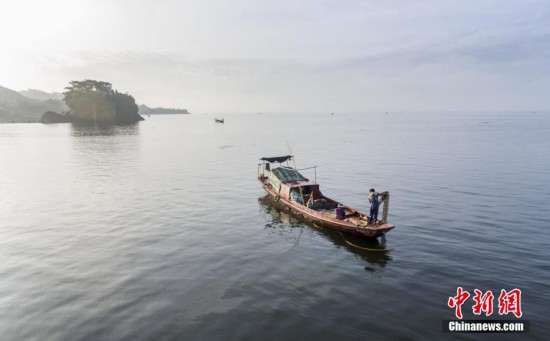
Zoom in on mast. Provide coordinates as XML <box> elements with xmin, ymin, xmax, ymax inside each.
<box><xmin>287</xmin><ymin>144</ymin><xmax>306</xmax><ymax>205</ymax></box>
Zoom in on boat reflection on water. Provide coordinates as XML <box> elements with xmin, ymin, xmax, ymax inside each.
<box><xmin>258</xmin><ymin>195</ymin><xmax>392</xmax><ymax>271</ymax></box>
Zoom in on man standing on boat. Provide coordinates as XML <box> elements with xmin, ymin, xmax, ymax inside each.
<box><xmin>368</xmin><ymin>188</ymin><xmax>381</xmax><ymax>224</ymax></box>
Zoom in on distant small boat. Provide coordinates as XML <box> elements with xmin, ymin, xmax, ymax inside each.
<box><xmin>258</xmin><ymin>155</ymin><xmax>395</xmax><ymax>238</ymax></box>
<box><xmin>214</xmin><ymin>118</ymin><xmax>224</xmax><ymax>123</ymax></box>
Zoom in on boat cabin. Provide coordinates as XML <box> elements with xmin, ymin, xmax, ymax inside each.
<box><xmin>258</xmin><ymin>157</ymin><xmax>335</xmax><ymax>210</ymax></box>
<box><xmin>284</xmin><ymin>182</ymin><xmax>321</xmax><ymax>203</ymax></box>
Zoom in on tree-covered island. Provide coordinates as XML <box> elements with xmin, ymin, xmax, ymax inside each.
<box><xmin>62</xmin><ymin>80</ymin><xmax>144</xmax><ymax>124</ymax></box>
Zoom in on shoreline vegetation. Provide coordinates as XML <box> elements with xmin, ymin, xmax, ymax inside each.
<box><xmin>0</xmin><ymin>80</ymin><xmax>190</xmax><ymax>124</ymax></box>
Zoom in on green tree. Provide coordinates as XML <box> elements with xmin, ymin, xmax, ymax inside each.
<box><xmin>63</xmin><ymin>80</ymin><xmax>142</xmax><ymax>124</ymax></box>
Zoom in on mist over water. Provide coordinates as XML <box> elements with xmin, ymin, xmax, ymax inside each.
<box><xmin>1</xmin><ymin>112</ymin><xmax>548</xmax><ymax>340</ymax></box>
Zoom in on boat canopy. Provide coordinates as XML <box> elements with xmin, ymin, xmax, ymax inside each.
<box><xmin>268</xmin><ymin>166</ymin><xmax>308</xmax><ymax>192</ymax></box>
<box><xmin>260</xmin><ymin>155</ymin><xmax>293</xmax><ymax>163</ymax></box>
<box><xmin>271</xmin><ymin>167</ymin><xmax>307</xmax><ymax>183</ymax></box>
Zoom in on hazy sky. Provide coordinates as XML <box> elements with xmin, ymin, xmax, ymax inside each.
<box><xmin>1</xmin><ymin>0</ymin><xmax>549</xmax><ymax>112</ymax></box>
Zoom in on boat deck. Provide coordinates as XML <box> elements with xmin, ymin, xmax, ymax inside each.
<box><xmin>315</xmin><ymin>208</ymin><xmax>371</xmax><ymax>227</ymax></box>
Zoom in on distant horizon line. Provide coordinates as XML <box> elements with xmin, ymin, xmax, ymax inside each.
<box><xmin>199</xmin><ymin>110</ymin><xmax>548</xmax><ymax>114</ymax></box>
<box><xmin>3</xmin><ymin>84</ymin><xmax>548</xmax><ymax>115</ymax></box>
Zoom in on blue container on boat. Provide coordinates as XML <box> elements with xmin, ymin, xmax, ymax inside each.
<box><xmin>335</xmin><ymin>206</ymin><xmax>346</xmax><ymax>220</ymax></box>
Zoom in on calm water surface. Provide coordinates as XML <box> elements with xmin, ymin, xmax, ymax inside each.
<box><xmin>1</xmin><ymin>112</ymin><xmax>549</xmax><ymax>340</ymax></box>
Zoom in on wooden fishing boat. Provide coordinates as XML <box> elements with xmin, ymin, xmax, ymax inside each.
<box><xmin>214</xmin><ymin>118</ymin><xmax>224</xmax><ymax>123</ymax></box>
<box><xmin>258</xmin><ymin>155</ymin><xmax>395</xmax><ymax>238</ymax></box>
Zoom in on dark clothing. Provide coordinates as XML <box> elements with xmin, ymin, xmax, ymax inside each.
<box><xmin>368</xmin><ymin>192</ymin><xmax>380</xmax><ymax>224</ymax></box>
<box><xmin>369</xmin><ymin>201</ymin><xmax>380</xmax><ymax>224</ymax></box>
<box><xmin>335</xmin><ymin>207</ymin><xmax>346</xmax><ymax>220</ymax></box>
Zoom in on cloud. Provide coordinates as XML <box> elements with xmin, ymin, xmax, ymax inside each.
<box><xmin>1</xmin><ymin>0</ymin><xmax>549</xmax><ymax>111</ymax></box>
